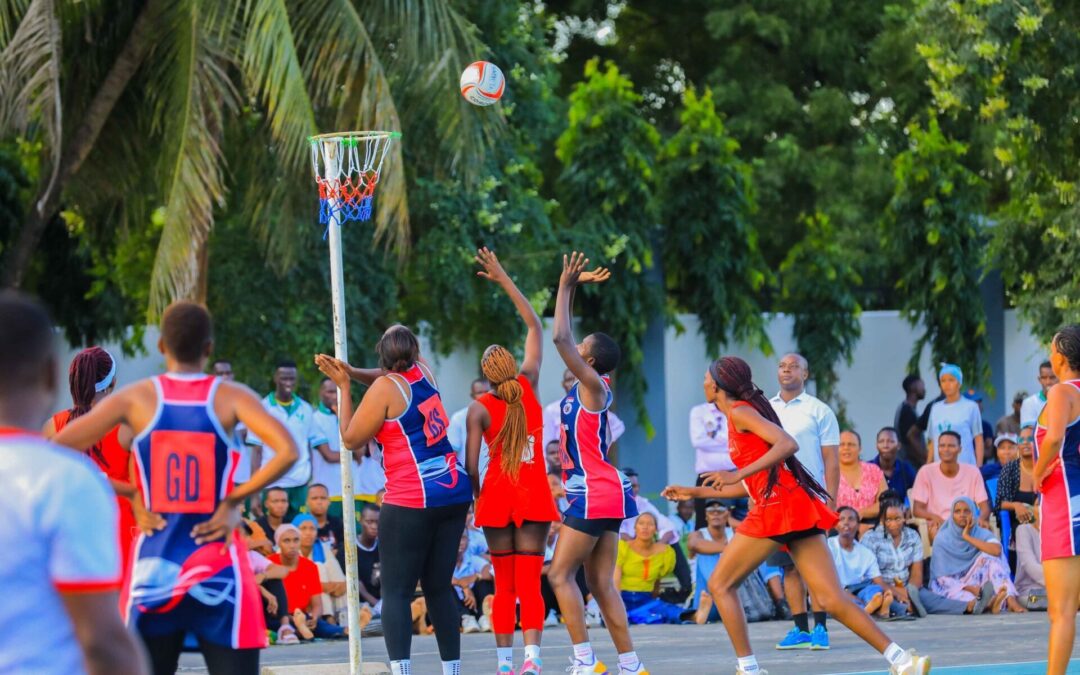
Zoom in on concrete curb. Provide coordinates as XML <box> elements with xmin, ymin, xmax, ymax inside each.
<box><xmin>261</xmin><ymin>663</ymin><xmax>390</xmax><ymax>675</ymax></box>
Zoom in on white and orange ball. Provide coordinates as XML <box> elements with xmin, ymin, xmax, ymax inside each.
<box><xmin>460</xmin><ymin>61</ymin><xmax>505</xmax><ymax>106</ymax></box>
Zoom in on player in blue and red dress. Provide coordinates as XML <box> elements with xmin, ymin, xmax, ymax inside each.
<box><xmin>316</xmin><ymin>326</ymin><xmax>472</xmax><ymax>675</ymax></box>
<box><xmin>547</xmin><ymin>252</ymin><xmax>646</xmax><ymax>675</ymax></box>
<box><xmin>1033</xmin><ymin>325</ymin><xmax>1080</xmax><ymax>675</ymax></box>
<box><xmin>55</xmin><ymin>302</ymin><xmax>299</xmax><ymax>675</ymax></box>
<box><xmin>662</xmin><ymin>357</ymin><xmax>930</xmax><ymax>675</ymax></box>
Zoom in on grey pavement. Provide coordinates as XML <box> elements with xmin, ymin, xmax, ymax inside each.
<box><xmin>178</xmin><ymin>613</ymin><xmax>1079</xmax><ymax>674</ymax></box>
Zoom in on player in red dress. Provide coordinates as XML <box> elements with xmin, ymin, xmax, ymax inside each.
<box><xmin>44</xmin><ymin>347</ymin><xmax>138</xmax><ymax>577</ymax></box>
<box><xmin>465</xmin><ymin>248</ymin><xmax>560</xmax><ymax>675</ymax></box>
<box><xmin>663</xmin><ymin>357</ymin><xmax>931</xmax><ymax>675</ymax></box>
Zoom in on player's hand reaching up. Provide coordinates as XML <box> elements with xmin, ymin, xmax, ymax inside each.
<box><xmin>475</xmin><ymin>247</ymin><xmax>509</xmax><ymax>284</ymax></box>
<box><xmin>560</xmin><ymin>251</ymin><xmax>589</xmax><ymax>287</ymax></box>
<box><xmin>579</xmin><ymin>266</ymin><xmax>611</xmax><ymax>285</ymax></box>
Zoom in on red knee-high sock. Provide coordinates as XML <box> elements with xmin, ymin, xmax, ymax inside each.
<box><xmin>490</xmin><ymin>550</ymin><xmax>517</xmax><ymax>634</ymax></box>
<box><xmin>514</xmin><ymin>551</ymin><xmax>546</xmax><ymax>632</ymax></box>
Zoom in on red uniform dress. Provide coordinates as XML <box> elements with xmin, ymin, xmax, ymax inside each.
<box><xmin>728</xmin><ymin>401</ymin><xmax>837</xmax><ymax>538</ymax></box>
<box><xmin>52</xmin><ymin>410</ymin><xmax>136</xmax><ymax>574</ymax></box>
<box><xmin>474</xmin><ymin>375</ymin><xmax>560</xmax><ymax>527</ymax></box>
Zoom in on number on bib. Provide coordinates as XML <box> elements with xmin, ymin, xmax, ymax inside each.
<box><xmin>149</xmin><ymin>430</ymin><xmax>217</xmax><ymax>513</ymax></box>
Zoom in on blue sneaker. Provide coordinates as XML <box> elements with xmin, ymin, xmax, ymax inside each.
<box><xmin>810</xmin><ymin>625</ymin><xmax>830</xmax><ymax>650</ymax></box>
<box><xmin>775</xmin><ymin>626</ymin><xmax>812</xmax><ymax>650</ymax></box>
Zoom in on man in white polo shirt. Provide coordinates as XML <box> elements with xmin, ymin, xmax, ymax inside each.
<box><xmin>1020</xmin><ymin>359</ymin><xmax>1058</xmax><ymax>426</ymax></box>
<box><xmin>689</xmin><ymin>399</ymin><xmax>734</xmax><ymax>528</ymax></box>
<box><xmin>0</xmin><ymin>292</ymin><xmax>146</xmax><ymax>675</ymax></box>
<box><xmin>248</xmin><ymin>359</ymin><xmax>329</xmax><ymax>515</ymax></box>
<box><xmin>769</xmin><ymin>352</ymin><xmax>840</xmax><ymax>652</ymax></box>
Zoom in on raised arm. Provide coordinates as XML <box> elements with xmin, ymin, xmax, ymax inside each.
<box><xmin>476</xmin><ymin>247</ymin><xmax>544</xmax><ymax>387</ymax></box>
<box><xmin>552</xmin><ymin>251</ymin><xmax>611</xmax><ymax>411</ymax></box>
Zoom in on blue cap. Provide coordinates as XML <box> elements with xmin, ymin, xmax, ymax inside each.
<box><xmin>939</xmin><ymin>362</ymin><xmax>963</xmax><ymax>386</ymax></box>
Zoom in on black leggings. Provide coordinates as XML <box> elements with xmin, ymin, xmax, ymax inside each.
<box><xmin>261</xmin><ymin>578</ymin><xmax>290</xmax><ymax>630</ymax></box>
<box><xmin>380</xmin><ymin>501</ymin><xmax>470</xmax><ymax>661</ymax></box>
<box><xmin>141</xmin><ymin>632</ymin><xmax>259</xmax><ymax>675</ymax></box>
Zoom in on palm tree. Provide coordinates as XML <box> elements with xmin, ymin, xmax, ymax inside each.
<box><xmin>0</xmin><ymin>0</ymin><xmax>502</xmax><ymax>315</ymax></box>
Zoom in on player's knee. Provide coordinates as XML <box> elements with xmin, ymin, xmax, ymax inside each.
<box><xmin>814</xmin><ymin>588</ymin><xmax>846</xmax><ymax>614</ymax></box>
<box><xmin>707</xmin><ymin>575</ymin><xmax>735</xmax><ymax>598</ymax></box>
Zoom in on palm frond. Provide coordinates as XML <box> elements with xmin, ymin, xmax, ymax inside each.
<box><xmin>290</xmin><ymin>0</ymin><xmax>408</xmax><ymax>250</ymax></box>
<box><xmin>0</xmin><ymin>0</ymin><xmax>61</xmax><ymax>205</ymax></box>
<box><xmin>145</xmin><ymin>0</ymin><xmax>238</xmax><ymax>317</ymax></box>
<box><xmin>0</xmin><ymin>0</ymin><xmax>30</xmax><ymax>48</ymax></box>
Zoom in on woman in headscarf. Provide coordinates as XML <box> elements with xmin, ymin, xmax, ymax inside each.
<box><xmin>927</xmin><ymin>496</ymin><xmax>1025</xmax><ymax>614</ymax></box>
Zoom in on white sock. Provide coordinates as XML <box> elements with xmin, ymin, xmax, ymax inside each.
<box><xmin>618</xmin><ymin>651</ymin><xmax>642</xmax><ymax>671</ymax></box>
<box><xmin>441</xmin><ymin>660</ymin><xmax>461</xmax><ymax>675</ymax></box>
<box><xmin>884</xmin><ymin>642</ymin><xmax>910</xmax><ymax>666</ymax></box>
<box><xmin>497</xmin><ymin>647</ymin><xmax>513</xmax><ymax>668</ymax></box>
<box><xmin>737</xmin><ymin>655</ymin><xmax>760</xmax><ymax>673</ymax></box>
<box><xmin>391</xmin><ymin>661</ymin><xmax>411</xmax><ymax>675</ymax></box>
<box><xmin>524</xmin><ymin>644</ymin><xmax>541</xmax><ymax>661</ymax></box>
<box><xmin>573</xmin><ymin>642</ymin><xmax>595</xmax><ymax>663</ymax></box>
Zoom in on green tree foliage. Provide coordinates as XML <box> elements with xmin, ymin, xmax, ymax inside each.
<box><xmin>556</xmin><ymin>59</ymin><xmax>663</xmax><ymax>432</ymax></box>
<box><xmin>885</xmin><ymin>115</ymin><xmax>990</xmax><ymax>385</ymax></box>
<box><xmin>778</xmin><ymin>212</ymin><xmax>861</xmax><ymax>418</ymax></box>
<box><xmin>657</xmin><ymin>87</ymin><xmax>768</xmax><ymax>354</ymax></box>
<box><xmin>911</xmin><ymin>0</ymin><xmax>1080</xmax><ymax>339</ymax></box>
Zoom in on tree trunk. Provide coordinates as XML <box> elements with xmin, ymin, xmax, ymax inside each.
<box><xmin>1</xmin><ymin>0</ymin><xmax>159</xmax><ymax>288</ymax></box>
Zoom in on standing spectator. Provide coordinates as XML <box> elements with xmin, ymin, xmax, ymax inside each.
<box><xmin>827</xmin><ymin>507</ymin><xmax>902</xmax><ymax>620</ymax></box>
<box><xmin>294</xmin><ymin>514</ymin><xmax>348</xmax><ymax>626</ymax></box>
<box><xmin>690</xmin><ymin>400</ymin><xmax>734</xmax><ymax>528</ymax></box>
<box><xmin>836</xmin><ymin>430</ymin><xmax>887</xmax><ymax>535</ymax></box>
<box><xmin>0</xmin><ymin>291</ymin><xmax>147</xmax><ymax>675</ymax></box>
<box><xmin>447</xmin><ymin>377</ymin><xmax>490</xmax><ymax>468</ymax></box>
<box><xmin>769</xmin><ymin>352</ymin><xmax>840</xmax><ymax>650</ymax></box>
<box><xmin>305</xmin><ymin>484</ymin><xmax>347</xmax><ymax>568</ymax></box>
<box><xmin>870</xmin><ymin>427</ymin><xmax>917</xmax><ymax>503</ymax></box>
<box><xmin>895</xmin><ymin>374</ymin><xmax>927</xmax><ymax>467</ymax></box>
<box><xmin>910</xmin><ymin>431</ymin><xmax>990</xmax><ymax>540</ymax></box>
<box><xmin>927</xmin><ymin>363</ymin><xmax>984</xmax><ymax>466</ymax></box>
<box><xmin>256</xmin><ymin>487</ymin><xmax>291</xmax><ymax>544</ymax></box>
<box><xmin>356</xmin><ymin>503</ymin><xmax>382</xmax><ymax>609</ymax></box>
<box><xmin>542</xmin><ymin>367</ymin><xmax>626</xmax><ymax>450</ymax></box>
<box><xmin>995</xmin><ymin>391</ymin><xmax>1026</xmax><ymax>436</ymax></box>
<box><xmin>249</xmin><ymin>359</ymin><xmax>330</xmax><ymax>513</ymax></box>
<box><xmin>926</xmin><ymin>497</ymin><xmax>1025</xmax><ymax>614</ymax></box>
<box><xmin>1020</xmin><ymin>360</ymin><xmax>1058</xmax><ymax>426</ymax></box>
<box><xmin>544</xmin><ymin>439</ymin><xmax>562</xmax><ymax>475</ymax></box>
<box><xmin>269</xmin><ymin>524</ymin><xmax>347</xmax><ymax>639</ymax></box>
<box><xmin>861</xmin><ymin>498</ymin><xmax>925</xmax><ymax>618</ymax></box>
<box><xmin>354</xmin><ymin>440</ymin><xmax>387</xmax><ymax>504</ymax></box>
<box><xmin>312</xmin><ymin>377</ymin><xmax>365</xmax><ymax>520</ymax></box>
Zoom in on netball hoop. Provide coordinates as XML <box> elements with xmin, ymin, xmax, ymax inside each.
<box><xmin>309</xmin><ymin>131</ymin><xmax>399</xmax><ymax>675</ymax></box>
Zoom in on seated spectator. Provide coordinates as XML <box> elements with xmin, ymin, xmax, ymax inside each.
<box><xmin>242</xmin><ymin>522</ymin><xmax>295</xmax><ymax>643</ymax></box>
<box><xmin>870</xmin><ymin>427</ymin><xmax>917</xmax><ymax>503</ymax></box>
<box><xmin>861</xmin><ymin>496</ymin><xmax>925</xmax><ymax>617</ymax></box>
<box><xmin>452</xmin><ymin>531</ymin><xmax>493</xmax><ymax>634</ymax></box>
<box><xmin>828</xmin><ymin>507</ymin><xmax>904</xmax><ymax>619</ymax></box>
<box><xmin>464</xmin><ymin>505</ymin><xmax>490</xmax><ymax>560</ymax></box>
<box><xmin>545</xmin><ymin>439</ymin><xmax>562</xmax><ymax>475</ymax></box>
<box><xmin>926</xmin><ymin>497</ymin><xmax>1025</xmax><ymax>614</ymax></box>
<box><xmin>1014</xmin><ymin>520</ymin><xmax>1046</xmax><ymax>610</ymax></box>
<box><xmin>981</xmin><ymin>433</ymin><xmax>1017</xmax><ymax>481</ymax></box>
<box><xmin>621</xmin><ymin>468</ymin><xmax>692</xmax><ymax>603</ymax></box>
<box><xmin>673</xmin><ymin>499</ymin><xmax>696</xmax><ymax>540</ymax></box>
<box><xmin>836</xmin><ymin>430</ymin><xmax>888</xmax><ymax>535</ymax></box>
<box><xmin>689</xmin><ymin>501</ymin><xmax>782</xmax><ymax>624</ymax></box>
<box><xmin>355</xmin><ymin>503</ymin><xmax>382</xmax><ymax>610</ymax></box>
<box><xmin>294</xmin><ymin>514</ymin><xmax>348</xmax><ymax>626</ymax></box>
<box><xmin>548</xmin><ymin>471</ymin><xmax>569</xmax><ymax>513</ymax></box>
<box><xmin>256</xmin><ymin>487</ymin><xmax>292</xmax><ymax>546</ymax></box>
<box><xmin>997</xmin><ymin>426</ymin><xmax>1037</xmax><ymax>531</ymax></box>
<box><xmin>269</xmin><ymin>524</ymin><xmax>347</xmax><ymax>640</ymax></box>
<box><xmin>305</xmin><ymin>483</ymin><xmax>346</xmax><ymax>567</ymax></box>
<box><xmin>910</xmin><ymin>431</ymin><xmax>990</xmax><ymax>540</ymax></box>
<box><xmin>244</xmin><ymin>517</ymin><xmax>274</xmax><ymax>556</ymax></box>
<box><xmin>614</xmin><ymin>513</ymin><xmax>685</xmax><ymax>624</ymax></box>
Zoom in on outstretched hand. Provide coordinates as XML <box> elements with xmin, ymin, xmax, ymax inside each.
<box><xmin>579</xmin><ymin>266</ymin><xmax>611</xmax><ymax>285</ymax></box>
<box><xmin>475</xmin><ymin>247</ymin><xmax>509</xmax><ymax>284</ymax></box>
<box><xmin>560</xmin><ymin>251</ymin><xmax>589</xmax><ymax>288</ymax></box>
<box><xmin>661</xmin><ymin>485</ymin><xmax>694</xmax><ymax>501</ymax></box>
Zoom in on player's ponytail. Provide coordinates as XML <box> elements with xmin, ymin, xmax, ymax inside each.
<box><xmin>68</xmin><ymin>346</ymin><xmax>116</xmax><ymax>466</ymax></box>
<box><xmin>710</xmin><ymin>356</ymin><xmax>831</xmax><ymax>503</ymax></box>
<box><xmin>481</xmin><ymin>345</ymin><xmax>529</xmax><ymax>480</ymax></box>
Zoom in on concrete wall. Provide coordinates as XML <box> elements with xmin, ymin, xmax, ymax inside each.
<box><xmin>58</xmin><ymin>310</ymin><xmax>1048</xmax><ymax>493</ymax></box>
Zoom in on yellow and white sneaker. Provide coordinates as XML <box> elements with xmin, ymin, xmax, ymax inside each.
<box><xmin>890</xmin><ymin>650</ymin><xmax>931</xmax><ymax>675</ymax></box>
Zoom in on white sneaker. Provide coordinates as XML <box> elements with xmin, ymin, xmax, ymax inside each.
<box><xmin>890</xmin><ymin>650</ymin><xmax>931</xmax><ymax>675</ymax></box>
<box><xmin>736</xmin><ymin>669</ymin><xmax>768</xmax><ymax>675</ymax></box>
<box><xmin>566</xmin><ymin>658</ymin><xmax>600</xmax><ymax>674</ymax></box>
<box><xmin>583</xmin><ymin>599</ymin><xmax>603</xmax><ymax>627</ymax></box>
<box><xmin>461</xmin><ymin>615</ymin><xmax>481</xmax><ymax>634</ymax></box>
<box><xmin>478</xmin><ymin>614</ymin><xmax>492</xmax><ymax>632</ymax></box>
<box><xmin>544</xmin><ymin>609</ymin><xmax>559</xmax><ymax>627</ymax></box>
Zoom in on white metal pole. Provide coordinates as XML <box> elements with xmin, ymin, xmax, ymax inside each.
<box><xmin>322</xmin><ymin>138</ymin><xmax>363</xmax><ymax>671</ymax></box>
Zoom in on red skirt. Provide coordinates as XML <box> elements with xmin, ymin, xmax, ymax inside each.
<box><xmin>475</xmin><ymin>464</ymin><xmax>560</xmax><ymax>528</ymax></box>
<box><xmin>737</xmin><ymin>481</ymin><xmax>838</xmax><ymax>539</ymax></box>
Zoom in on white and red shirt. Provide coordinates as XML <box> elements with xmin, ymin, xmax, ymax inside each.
<box><xmin>0</xmin><ymin>430</ymin><xmax>120</xmax><ymax>674</ymax></box>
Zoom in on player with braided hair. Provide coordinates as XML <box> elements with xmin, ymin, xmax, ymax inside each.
<box><xmin>663</xmin><ymin>356</ymin><xmax>931</xmax><ymax>675</ymax></box>
<box><xmin>465</xmin><ymin>248</ymin><xmax>559</xmax><ymax>675</ymax></box>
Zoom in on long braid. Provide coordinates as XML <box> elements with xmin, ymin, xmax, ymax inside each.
<box><xmin>710</xmin><ymin>356</ymin><xmax>831</xmax><ymax>503</ymax></box>
<box><xmin>68</xmin><ymin>347</ymin><xmax>115</xmax><ymax>466</ymax></box>
<box><xmin>481</xmin><ymin>346</ymin><xmax>529</xmax><ymax>480</ymax></box>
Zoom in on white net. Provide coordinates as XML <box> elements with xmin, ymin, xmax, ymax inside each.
<box><xmin>309</xmin><ymin>131</ymin><xmax>398</xmax><ymax>225</ymax></box>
